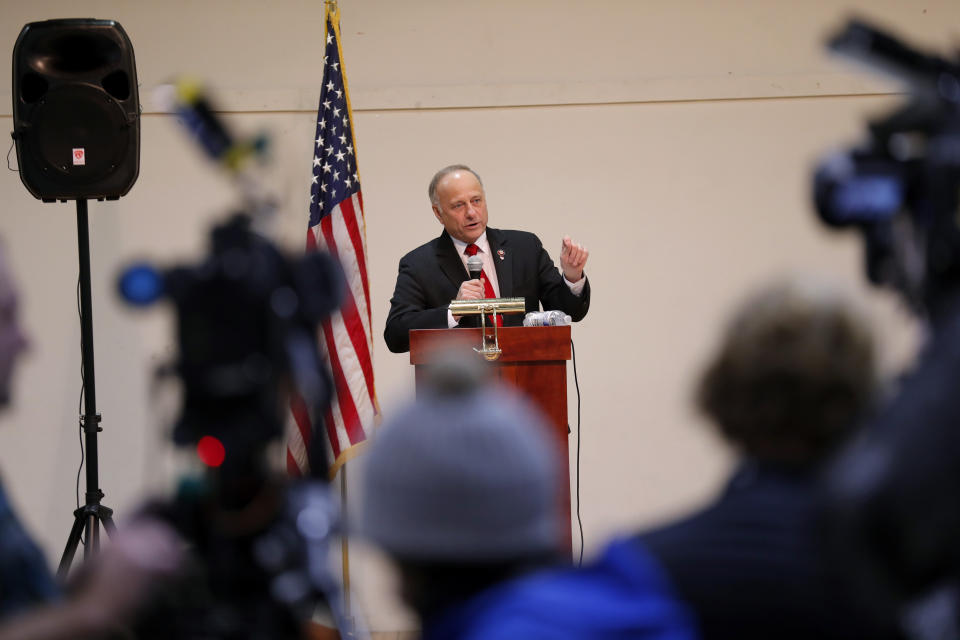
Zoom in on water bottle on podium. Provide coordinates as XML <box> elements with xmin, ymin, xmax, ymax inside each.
<box><xmin>522</xmin><ymin>310</ymin><xmax>571</xmax><ymax>327</ymax></box>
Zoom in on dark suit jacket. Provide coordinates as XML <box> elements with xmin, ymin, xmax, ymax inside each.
<box><xmin>384</xmin><ymin>228</ymin><xmax>590</xmax><ymax>353</ymax></box>
<box><xmin>635</xmin><ymin>462</ymin><xmax>903</xmax><ymax>640</ymax></box>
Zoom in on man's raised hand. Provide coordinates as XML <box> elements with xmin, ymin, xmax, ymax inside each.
<box><xmin>559</xmin><ymin>236</ymin><xmax>588</xmax><ymax>283</ymax></box>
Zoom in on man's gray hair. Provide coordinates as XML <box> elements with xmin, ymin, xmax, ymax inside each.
<box><xmin>428</xmin><ymin>164</ymin><xmax>483</xmax><ymax>206</ymax></box>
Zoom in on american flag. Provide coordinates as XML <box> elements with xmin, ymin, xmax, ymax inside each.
<box><xmin>288</xmin><ymin>4</ymin><xmax>379</xmax><ymax>478</ymax></box>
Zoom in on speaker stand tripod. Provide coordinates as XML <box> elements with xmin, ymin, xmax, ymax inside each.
<box><xmin>57</xmin><ymin>199</ymin><xmax>116</xmax><ymax>578</ymax></box>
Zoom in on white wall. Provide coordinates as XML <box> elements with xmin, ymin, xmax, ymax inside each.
<box><xmin>0</xmin><ymin>0</ymin><xmax>948</xmax><ymax>630</ymax></box>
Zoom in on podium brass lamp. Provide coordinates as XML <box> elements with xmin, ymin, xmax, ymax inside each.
<box><xmin>447</xmin><ymin>297</ymin><xmax>525</xmax><ymax>360</ymax></box>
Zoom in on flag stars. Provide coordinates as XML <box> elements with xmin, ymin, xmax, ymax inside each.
<box><xmin>312</xmin><ymin>32</ymin><xmax>363</xmax><ymax>212</ymax></box>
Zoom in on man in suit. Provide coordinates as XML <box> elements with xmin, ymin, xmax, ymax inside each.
<box><xmin>383</xmin><ymin>164</ymin><xmax>591</xmax><ymax>353</ymax></box>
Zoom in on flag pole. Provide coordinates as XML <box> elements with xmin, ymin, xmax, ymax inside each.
<box><xmin>340</xmin><ymin>464</ymin><xmax>354</xmax><ymax>637</ymax></box>
<box><xmin>329</xmin><ymin>2</ymin><xmax>351</xmax><ymax>630</ymax></box>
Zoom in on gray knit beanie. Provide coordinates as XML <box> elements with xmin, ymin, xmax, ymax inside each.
<box><xmin>360</xmin><ymin>380</ymin><xmax>561</xmax><ymax>562</ymax></box>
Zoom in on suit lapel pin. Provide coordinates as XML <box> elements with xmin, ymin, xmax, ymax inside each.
<box><xmin>497</xmin><ymin>249</ymin><xmax>505</xmax><ymax>261</ymax></box>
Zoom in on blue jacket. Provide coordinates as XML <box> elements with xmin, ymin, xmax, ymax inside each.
<box><xmin>0</xmin><ymin>479</ymin><xmax>59</xmax><ymax>620</ymax></box>
<box><xmin>423</xmin><ymin>538</ymin><xmax>698</xmax><ymax>640</ymax></box>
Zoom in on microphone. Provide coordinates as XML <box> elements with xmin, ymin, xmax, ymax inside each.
<box><xmin>466</xmin><ymin>255</ymin><xmax>483</xmax><ymax>282</ymax></box>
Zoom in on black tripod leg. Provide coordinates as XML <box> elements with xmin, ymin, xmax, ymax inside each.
<box><xmin>86</xmin><ymin>511</ymin><xmax>98</xmax><ymax>557</ymax></box>
<box><xmin>101</xmin><ymin>510</ymin><xmax>117</xmax><ymax>537</ymax></box>
<box><xmin>95</xmin><ymin>506</ymin><xmax>117</xmax><ymax>552</ymax></box>
<box><xmin>58</xmin><ymin>509</ymin><xmax>86</xmax><ymax>579</ymax></box>
<box><xmin>58</xmin><ymin>504</ymin><xmax>116</xmax><ymax>578</ymax></box>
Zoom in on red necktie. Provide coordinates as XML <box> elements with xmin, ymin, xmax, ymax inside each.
<box><xmin>465</xmin><ymin>244</ymin><xmax>502</xmax><ymax>326</ymax></box>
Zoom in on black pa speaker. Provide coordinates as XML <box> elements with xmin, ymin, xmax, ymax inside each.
<box><xmin>12</xmin><ymin>19</ymin><xmax>140</xmax><ymax>202</ymax></box>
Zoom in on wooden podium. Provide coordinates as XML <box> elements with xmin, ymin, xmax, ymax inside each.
<box><xmin>409</xmin><ymin>326</ymin><xmax>573</xmax><ymax>552</ymax></box>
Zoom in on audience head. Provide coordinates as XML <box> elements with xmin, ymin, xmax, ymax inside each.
<box><xmin>697</xmin><ymin>277</ymin><xmax>877</xmax><ymax>464</ymax></box>
<box><xmin>361</xmin><ymin>353</ymin><xmax>562</xmax><ymax>614</ymax></box>
<box><xmin>0</xmin><ymin>242</ymin><xmax>29</xmax><ymax>409</ymax></box>
<box><xmin>362</xmin><ymin>354</ymin><xmax>561</xmax><ymax>562</ymax></box>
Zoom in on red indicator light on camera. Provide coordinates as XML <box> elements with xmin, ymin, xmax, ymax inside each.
<box><xmin>197</xmin><ymin>435</ymin><xmax>226</xmax><ymax>467</ymax></box>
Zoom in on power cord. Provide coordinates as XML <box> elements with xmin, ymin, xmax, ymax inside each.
<box><xmin>571</xmin><ymin>338</ymin><xmax>583</xmax><ymax>566</ymax></box>
<box><xmin>75</xmin><ymin>273</ymin><xmax>85</xmax><ymax>545</ymax></box>
<box><xmin>6</xmin><ymin>138</ymin><xmax>17</xmax><ymax>172</ymax></box>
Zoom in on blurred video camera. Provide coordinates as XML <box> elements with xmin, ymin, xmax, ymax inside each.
<box><xmin>119</xmin><ymin>214</ymin><xmax>344</xmax><ymax>473</ymax></box>
<box><xmin>813</xmin><ymin>18</ymin><xmax>960</xmax><ymax>317</ymax></box>
<box><xmin>815</xmin><ymin>19</ymin><xmax>960</xmax><ymax>640</ymax></box>
<box><xmin>113</xmin><ymin>80</ymin><xmax>360</xmax><ymax>638</ymax></box>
